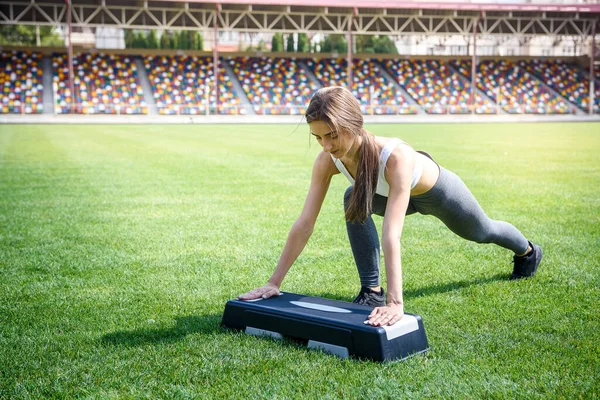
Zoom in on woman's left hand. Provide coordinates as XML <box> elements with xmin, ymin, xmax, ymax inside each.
<box><xmin>365</xmin><ymin>303</ymin><xmax>404</xmax><ymax>326</ymax></box>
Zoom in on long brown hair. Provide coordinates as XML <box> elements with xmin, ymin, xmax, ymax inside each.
<box><xmin>305</xmin><ymin>87</ymin><xmax>379</xmax><ymax>223</ymax></box>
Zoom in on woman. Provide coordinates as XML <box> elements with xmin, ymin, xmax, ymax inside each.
<box><xmin>238</xmin><ymin>86</ymin><xmax>542</xmax><ymax>327</ymax></box>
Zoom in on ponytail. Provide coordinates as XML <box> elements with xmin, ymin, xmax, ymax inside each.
<box><xmin>345</xmin><ymin>130</ymin><xmax>379</xmax><ymax>223</ymax></box>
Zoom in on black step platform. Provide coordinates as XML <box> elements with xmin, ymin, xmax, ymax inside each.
<box><xmin>222</xmin><ymin>292</ymin><xmax>428</xmax><ymax>362</ymax></box>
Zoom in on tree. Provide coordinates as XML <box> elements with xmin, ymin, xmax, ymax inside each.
<box><xmin>187</xmin><ymin>31</ymin><xmax>203</xmax><ymax>51</ymax></box>
<box><xmin>257</xmin><ymin>38</ymin><xmax>267</xmax><ymax>52</ymax></box>
<box><xmin>171</xmin><ymin>31</ymin><xmax>179</xmax><ymax>49</ymax></box>
<box><xmin>125</xmin><ymin>30</ymin><xmax>135</xmax><ymax>48</ymax></box>
<box><xmin>286</xmin><ymin>34</ymin><xmax>295</xmax><ymax>52</ymax></box>
<box><xmin>159</xmin><ymin>31</ymin><xmax>171</xmax><ymax>49</ymax></box>
<box><xmin>297</xmin><ymin>33</ymin><xmax>309</xmax><ymax>53</ymax></box>
<box><xmin>179</xmin><ymin>30</ymin><xmax>189</xmax><ymax>50</ymax></box>
<box><xmin>373</xmin><ymin>35</ymin><xmax>398</xmax><ymax>54</ymax></box>
<box><xmin>271</xmin><ymin>33</ymin><xmax>284</xmax><ymax>52</ymax></box>
<box><xmin>0</xmin><ymin>25</ymin><xmax>64</xmax><ymax>46</ymax></box>
<box><xmin>246</xmin><ymin>38</ymin><xmax>267</xmax><ymax>52</ymax></box>
<box><xmin>146</xmin><ymin>30</ymin><xmax>158</xmax><ymax>49</ymax></box>
<box><xmin>133</xmin><ymin>31</ymin><xmax>146</xmax><ymax>48</ymax></box>
<box><xmin>189</xmin><ymin>31</ymin><xmax>197</xmax><ymax>50</ymax></box>
<box><xmin>321</xmin><ymin>34</ymin><xmax>347</xmax><ymax>53</ymax></box>
<box><xmin>356</xmin><ymin>35</ymin><xmax>376</xmax><ymax>53</ymax></box>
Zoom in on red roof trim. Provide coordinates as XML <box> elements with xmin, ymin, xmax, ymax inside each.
<box><xmin>165</xmin><ymin>0</ymin><xmax>600</xmax><ymax>13</ymax></box>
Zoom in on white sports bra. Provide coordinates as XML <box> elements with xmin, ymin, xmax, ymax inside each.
<box><xmin>330</xmin><ymin>138</ymin><xmax>423</xmax><ymax>197</ymax></box>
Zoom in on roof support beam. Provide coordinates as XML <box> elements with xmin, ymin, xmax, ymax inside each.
<box><xmin>0</xmin><ymin>0</ymin><xmax>597</xmax><ymax>39</ymax></box>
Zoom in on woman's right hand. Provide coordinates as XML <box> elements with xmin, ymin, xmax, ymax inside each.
<box><xmin>238</xmin><ymin>282</ymin><xmax>281</xmax><ymax>301</ymax></box>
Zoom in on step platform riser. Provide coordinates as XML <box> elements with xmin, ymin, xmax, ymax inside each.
<box><xmin>222</xmin><ymin>292</ymin><xmax>429</xmax><ymax>362</ymax></box>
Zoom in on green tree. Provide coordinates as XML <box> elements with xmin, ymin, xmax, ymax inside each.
<box><xmin>321</xmin><ymin>34</ymin><xmax>347</xmax><ymax>53</ymax></box>
<box><xmin>171</xmin><ymin>31</ymin><xmax>179</xmax><ymax>49</ymax></box>
<box><xmin>271</xmin><ymin>33</ymin><xmax>284</xmax><ymax>52</ymax></box>
<box><xmin>297</xmin><ymin>33</ymin><xmax>309</xmax><ymax>53</ymax></box>
<box><xmin>257</xmin><ymin>38</ymin><xmax>267</xmax><ymax>52</ymax></box>
<box><xmin>356</xmin><ymin>35</ymin><xmax>376</xmax><ymax>53</ymax></box>
<box><xmin>179</xmin><ymin>30</ymin><xmax>189</xmax><ymax>50</ymax></box>
<box><xmin>0</xmin><ymin>25</ymin><xmax>64</xmax><ymax>46</ymax></box>
<box><xmin>125</xmin><ymin>30</ymin><xmax>135</xmax><ymax>48</ymax></box>
<box><xmin>189</xmin><ymin>31</ymin><xmax>197</xmax><ymax>50</ymax></box>
<box><xmin>246</xmin><ymin>38</ymin><xmax>267</xmax><ymax>52</ymax></box>
<box><xmin>159</xmin><ymin>31</ymin><xmax>171</xmax><ymax>49</ymax></box>
<box><xmin>134</xmin><ymin>31</ymin><xmax>148</xmax><ymax>48</ymax></box>
<box><xmin>187</xmin><ymin>31</ymin><xmax>203</xmax><ymax>51</ymax></box>
<box><xmin>374</xmin><ymin>35</ymin><xmax>398</xmax><ymax>54</ymax></box>
<box><xmin>286</xmin><ymin>34</ymin><xmax>295</xmax><ymax>52</ymax></box>
<box><xmin>146</xmin><ymin>30</ymin><xmax>158</xmax><ymax>49</ymax></box>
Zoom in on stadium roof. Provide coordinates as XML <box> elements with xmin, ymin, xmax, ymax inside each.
<box><xmin>1</xmin><ymin>0</ymin><xmax>598</xmax><ymax>36</ymax></box>
<box><xmin>168</xmin><ymin>0</ymin><xmax>600</xmax><ymax>13</ymax></box>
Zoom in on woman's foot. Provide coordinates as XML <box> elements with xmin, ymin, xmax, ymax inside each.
<box><xmin>352</xmin><ymin>286</ymin><xmax>386</xmax><ymax>307</ymax></box>
<box><xmin>511</xmin><ymin>241</ymin><xmax>543</xmax><ymax>280</ymax></box>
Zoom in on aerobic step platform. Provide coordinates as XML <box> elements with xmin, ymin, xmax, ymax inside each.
<box><xmin>221</xmin><ymin>292</ymin><xmax>428</xmax><ymax>362</ymax></box>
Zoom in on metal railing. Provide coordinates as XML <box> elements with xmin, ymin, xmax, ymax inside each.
<box><xmin>1</xmin><ymin>102</ymin><xmax>593</xmax><ymax>115</ymax></box>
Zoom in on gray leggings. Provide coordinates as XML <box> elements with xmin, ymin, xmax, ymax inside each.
<box><xmin>344</xmin><ymin>165</ymin><xmax>530</xmax><ymax>287</ymax></box>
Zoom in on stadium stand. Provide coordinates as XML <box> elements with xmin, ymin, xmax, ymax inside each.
<box><xmin>517</xmin><ymin>59</ymin><xmax>600</xmax><ymax>113</ymax></box>
<box><xmin>0</xmin><ymin>50</ymin><xmax>44</xmax><ymax>114</ymax></box>
<box><xmin>229</xmin><ymin>56</ymin><xmax>317</xmax><ymax>115</ymax></box>
<box><xmin>305</xmin><ymin>58</ymin><xmax>417</xmax><ymax>115</ymax></box>
<box><xmin>451</xmin><ymin>59</ymin><xmax>573</xmax><ymax>114</ymax></box>
<box><xmin>52</xmin><ymin>53</ymin><xmax>147</xmax><ymax>114</ymax></box>
<box><xmin>382</xmin><ymin>59</ymin><xmax>495</xmax><ymax>114</ymax></box>
<box><xmin>5</xmin><ymin>47</ymin><xmax>598</xmax><ymax>117</ymax></box>
<box><xmin>144</xmin><ymin>55</ymin><xmax>241</xmax><ymax>115</ymax></box>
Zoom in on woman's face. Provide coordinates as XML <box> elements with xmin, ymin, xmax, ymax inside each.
<box><xmin>309</xmin><ymin>120</ymin><xmax>356</xmax><ymax>159</ymax></box>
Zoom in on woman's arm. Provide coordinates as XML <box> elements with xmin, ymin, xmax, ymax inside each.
<box><xmin>367</xmin><ymin>145</ymin><xmax>415</xmax><ymax>326</ymax></box>
<box><xmin>239</xmin><ymin>151</ymin><xmax>338</xmax><ymax>300</ymax></box>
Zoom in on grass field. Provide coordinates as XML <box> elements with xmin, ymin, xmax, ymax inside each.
<box><xmin>1</xmin><ymin>122</ymin><xmax>599</xmax><ymax>399</ymax></box>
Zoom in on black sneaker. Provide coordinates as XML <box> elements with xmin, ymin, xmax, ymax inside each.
<box><xmin>511</xmin><ymin>241</ymin><xmax>543</xmax><ymax>280</ymax></box>
<box><xmin>352</xmin><ymin>287</ymin><xmax>386</xmax><ymax>307</ymax></box>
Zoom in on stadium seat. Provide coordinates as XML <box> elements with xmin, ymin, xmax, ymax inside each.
<box><xmin>52</xmin><ymin>53</ymin><xmax>147</xmax><ymax>114</ymax></box>
<box><xmin>382</xmin><ymin>59</ymin><xmax>495</xmax><ymax>114</ymax></box>
<box><xmin>305</xmin><ymin>58</ymin><xmax>417</xmax><ymax>115</ymax></box>
<box><xmin>229</xmin><ymin>56</ymin><xmax>318</xmax><ymax>115</ymax></box>
<box><xmin>451</xmin><ymin>59</ymin><xmax>572</xmax><ymax>114</ymax></box>
<box><xmin>0</xmin><ymin>50</ymin><xmax>44</xmax><ymax>114</ymax></box>
<box><xmin>518</xmin><ymin>59</ymin><xmax>600</xmax><ymax>113</ymax></box>
<box><xmin>145</xmin><ymin>55</ymin><xmax>241</xmax><ymax>115</ymax></box>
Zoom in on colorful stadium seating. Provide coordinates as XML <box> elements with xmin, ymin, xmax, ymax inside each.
<box><xmin>229</xmin><ymin>56</ymin><xmax>317</xmax><ymax>115</ymax></box>
<box><xmin>382</xmin><ymin>59</ymin><xmax>495</xmax><ymax>114</ymax></box>
<box><xmin>1</xmin><ymin>50</ymin><xmax>44</xmax><ymax>114</ymax></box>
<box><xmin>144</xmin><ymin>55</ymin><xmax>241</xmax><ymax>115</ymax></box>
<box><xmin>305</xmin><ymin>58</ymin><xmax>417</xmax><ymax>115</ymax></box>
<box><xmin>517</xmin><ymin>59</ymin><xmax>600</xmax><ymax>113</ymax></box>
<box><xmin>7</xmin><ymin>49</ymin><xmax>600</xmax><ymax>117</ymax></box>
<box><xmin>451</xmin><ymin>59</ymin><xmax>572</xmax><ymax>114</ymax></box>
<box><xmin>52</xmin><ymin>53</ymin><xmax>147</xmax><ymax>114</ymax></box>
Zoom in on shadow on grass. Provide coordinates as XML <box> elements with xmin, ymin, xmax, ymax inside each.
<box><xmin>311</xmin><ymin>273</ymin><xmax>509</xmax><ymax>302</ymax></box>
<box><xmin>403</xmin><ymin>272</ymin><xmax>509</xmax><ymax>299</ymax></box>
<box><xmin>101</xmin><ymin>274</ymin><xmax>507</xmax><ymax>348</ymax></box>
<box><xmin>101</xmin><ymin>313</ymin><xmax>223</xmax><ymax>347</ymax></box>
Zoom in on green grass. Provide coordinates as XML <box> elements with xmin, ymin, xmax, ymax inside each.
<box><xmin>1</xmin><ymin>123</ymin><xmax>599</xmax><ymax>399</ymax></box>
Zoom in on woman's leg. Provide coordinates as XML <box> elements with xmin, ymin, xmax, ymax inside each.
<box><xmin>411</xmin><ymin>167</ymin><xmax>530</xmax><ymax>255</ymax></box>
<box><xmin>344</xmin><ymin>186</ymin><xmax>388</xmax><ymax>288</ymax></box>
